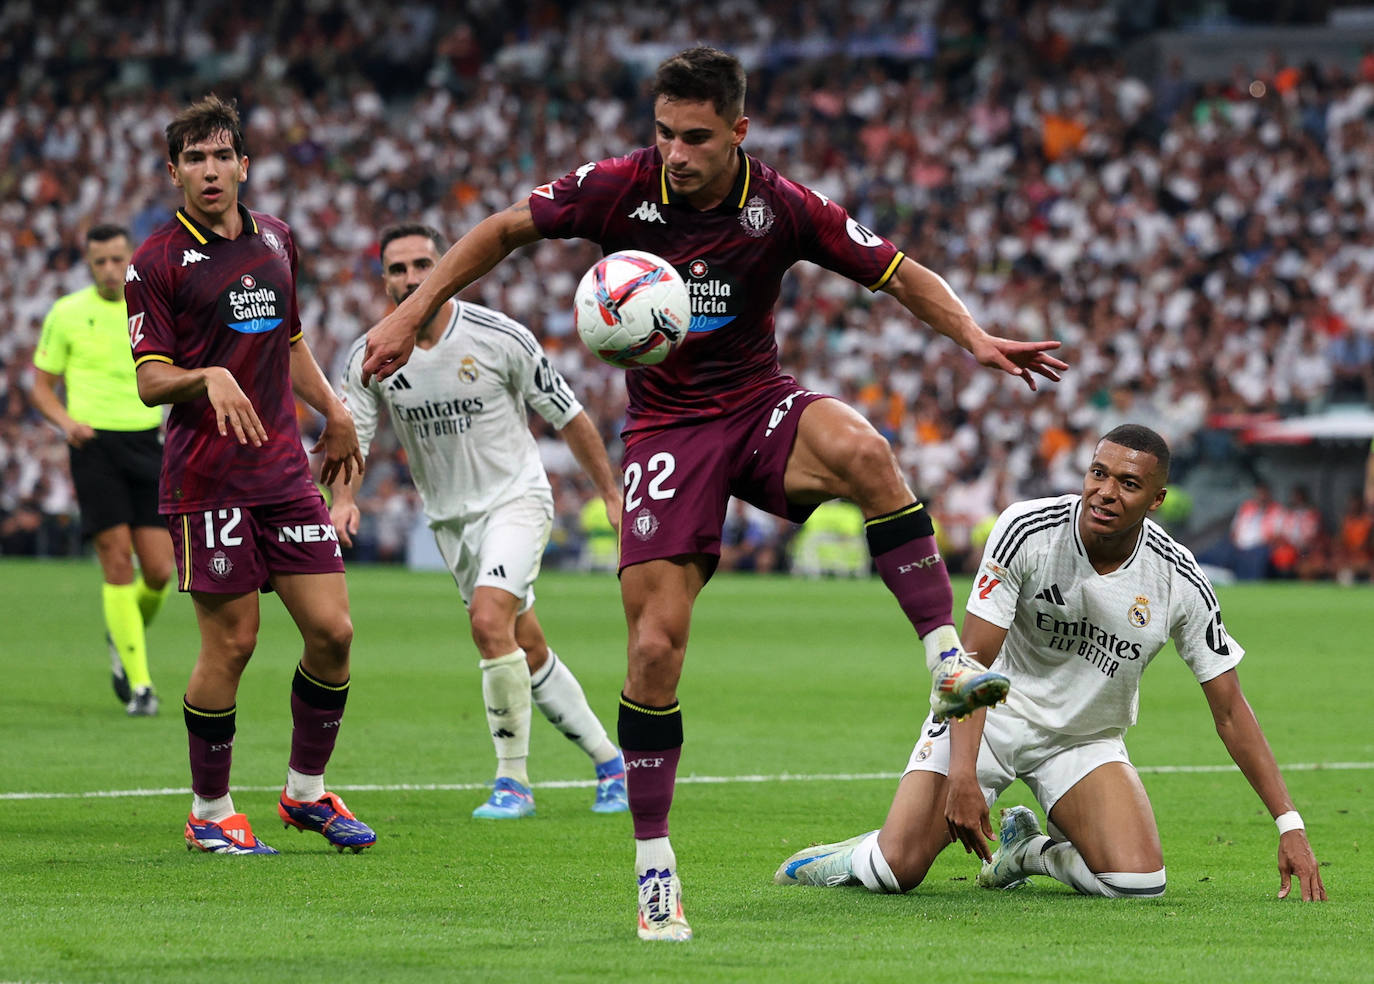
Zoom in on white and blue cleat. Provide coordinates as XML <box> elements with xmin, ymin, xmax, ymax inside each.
<box><xmin>472</xmin><ymin>776</ymin><xmax>536</xmax><ymax>819</ymax></box>
<box><xmin>931</xmin><ymin>648</ymin><xmax>1009</xmax><ymax>723</ymax></box>
<box><xmin>773</xmin><ymin>831</ymin><xmax>873</xmax><ymax>887</ymax></box>
<box><xmin>592</xmin><ymin>754</ymin><xmax>628</xmax><ymax>814</ymax></box>
<box><xmin>977</xmin><ymin>805</ymin><xmax>1044</xmax><ymax>889</ymax></box>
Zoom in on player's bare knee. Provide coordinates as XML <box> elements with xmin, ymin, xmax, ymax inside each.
<box><xmin>839</xmin><ymin>431</ymin><xmax>905</xmax><ymax>506</ymax></box>
<box><xmin>304</xmin><ymin>616</ymin><xmax>353</xmax><ymax>668</ymax></box>
<box><xmin>469</xmin><ymin>607</ymin><xmax>515</xmax><ymax>656</ymax></box>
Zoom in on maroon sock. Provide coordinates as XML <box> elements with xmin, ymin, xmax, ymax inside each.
<box><xmin>866</xmin><ymin>505</ymin><xmax>954</xmax><ymax>637</ymax></box>
<box><xmin>618</xmin><ymin>694</ymin><xmax>683</xmax><ymax>841</ymax></box>
<box><xmin>184</xmin><ymin>699</ymin><xmax>235</xmax><ymax>801</ymax></box>
<box><xmin>623</xmin><ymin>746</ymin><xmax>682</xmax><ymax>840</ymax></box>
<box><xmin>289</xmin><ymin>664</ymin><xmax>349</xmax><ymax>777</ymax></box>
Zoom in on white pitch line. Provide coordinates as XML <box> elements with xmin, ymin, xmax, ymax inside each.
<box><xmin>1</xmin><ymin>761</ymin><xmax>1371</xmax><ymax>802</ymax></box>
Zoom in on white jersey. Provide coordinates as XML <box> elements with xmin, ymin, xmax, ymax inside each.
<box><xmin>967</xmin><ymin>494</ymin><xmax>1244</xmax><ymax>737</ymax></box>
<box><xmin>340</xmin><ymin>301</ymin><xmax>582</xmax><ymax>524</ymax></box>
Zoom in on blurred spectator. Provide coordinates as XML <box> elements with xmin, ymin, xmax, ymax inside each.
<box><xmin>1199</xmin><ymin>481</ymin><xmax>1284</xmax><ymax>580</ymax></box>
<box><xmin>719</xmin><ymin>498</ymin><xmax>788</xmax><ymax>574</ymax></box>
<box><xmin>1269</xmin><ymin>484</ymin><xmax>1321</xmax><ymax>579</ymax></box>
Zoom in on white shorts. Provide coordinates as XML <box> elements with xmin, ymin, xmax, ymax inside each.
<box><xmin>430</xmin><ymin>496</ymin><xmax>553</xmax><ymax>613</ymax></box>
<box><xmin>903</xmin><ymin>705</ymin><xmax>1132</xmax><ymax>815</ymax></box>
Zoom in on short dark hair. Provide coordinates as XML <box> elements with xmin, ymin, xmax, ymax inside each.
<box><xmin>379</xmin><ymin>223</ymin><xmax>446</xmax><ymax>261</ymax></box>
<box><xmin>86</xmin><ymin>224</ymin><xmax>130</xmax><ymax>246</ymax></box>
<box><xmin>651</xmin><ymin>46</ymin><xmax>747</xmax><ymax>121</ymax></box>
<box><xmin>166</xmin><ymin>94</ymin><xmax>245</xmax><ymax>162</ymax></box>
<box><xmin>1101</xmin><ymin>424</ymin><xmax>1171</xmax><ymax>482</ymax></box>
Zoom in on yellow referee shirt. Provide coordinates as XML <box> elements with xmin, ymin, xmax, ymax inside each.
<box><xmin>34</xmin><ymin>285</ymin><xmax>161</xmax><ymax>431</ymax></box>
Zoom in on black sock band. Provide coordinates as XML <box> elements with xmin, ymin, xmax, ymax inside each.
<box><xmin>183</xmin><ymin>699</ymin><xmax>236</xmax><ymax>741</ymax></box>
<box><xmin>864</xmin><ymin>502</ymin><xmax>934</xmax><ymax>556</ymax></box>
<box><xmin>617</xmin><ymin>694</ymin><xmax>683</xmax><ymax>750</ymax></box>
<box><xmin>293</xmin><ymin>663</ymin><xmax>350</xmax><ymax>711</ymax></box>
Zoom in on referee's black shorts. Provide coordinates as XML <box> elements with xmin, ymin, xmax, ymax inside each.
<box><xmin>69</xmin><ymin>428</ymin><xmax>164</xmax><ymax>538</ymax></box>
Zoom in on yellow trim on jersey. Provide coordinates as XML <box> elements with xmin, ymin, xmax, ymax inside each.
<box><xmin>868</xmin><ymin>251</ymin><xmax>905</xmax><ymax>292</ymax></box>
<box><xmin>289</xmin><ymin>329</ymin><xmax>304</xmax><ymax>344</ymax></box>
<box><xmin>619</xmin><ymin>696</ymin><xmax>681</xmax><ymax>715</ymax></box>
<box><xmin>246</xmin><ymin>212</ymin><xmax>258</xmax><ymax>234</ymax></box>
<box><xmin>179</xmin><ymin>515</ymin><xmax>193</xmax><ymax>591</ymax></box>
<box><xmin>735</xmin><ymin>154</ymin><xmax>752</xmax><ymax>208</ymax></box>
<box><xmin>176</xmin><ymin>211</ymin><xmax>209</xmax><ymax>245</ymax></box>
<box><xmin>864</xmin><ymin>501</ymin><xmax>925</xmax><ymax>528</ymax></box>
<box><xmin>134</xmin><ymin>353</ymin><xmax>174</xmax><ymax>368</ymax></box>
<box><xmin>659</xmin><ymin>166</ymin><xmax>669</xmax><ymax>205</ymax></box>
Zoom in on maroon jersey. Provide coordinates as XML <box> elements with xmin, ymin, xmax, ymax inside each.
<box><xmin>529</xmin><ymin>147</ymin><xmax>904</xmax><ymax>437</ymax></box>
<box><xmin>125</xmin><ymin>204</ymin><xmax>317</xmax><ymax>513</ymax></box>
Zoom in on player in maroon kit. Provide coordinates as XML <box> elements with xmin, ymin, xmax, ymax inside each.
<box><xmin>126</xmin><ymin>95</ymin><xmax>375</xmax><ymax>855</ymax></box>
<box><xmin>362</xmin><ymin>48</ymin><xmax>1066</xmax><ymax>938</ymax></box>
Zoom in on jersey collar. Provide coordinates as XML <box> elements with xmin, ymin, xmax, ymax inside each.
<box><xmin>174</xmin><ymin>202</ymin><xmax>259</xmax><ymax>245</ymax></box>
<box><xmin>659</xmin><ymin>148</ymin><xmax>752</xmax><ymax>211</ymax></box>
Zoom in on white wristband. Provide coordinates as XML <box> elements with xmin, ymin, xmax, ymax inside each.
<box><xmin>1274</xmin><ymin>811</ymin><xmax>1304</xmax><ymax>835</ymax></box>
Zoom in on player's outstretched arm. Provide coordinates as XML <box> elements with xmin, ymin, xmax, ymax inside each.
<box><xmin>881</xmin><ymin>257</ymin><xmax>1067</xmax><ymax>391</ymax></box>
<box><xmin>290</xmin><ymin>338</ymin><xmax>363</xmax><ymax>487</ymax></box>
<box><xmin>136</xmin><ymin>361</ymin><xmax>266</xmax><ymax>447</ymax></box>
<box><xmin>1201</xmin><ymin>669</ymin><xmax>1327</xmax><ymax>901</ymax></box>
<box><xmin>326</xmin><ymin>468</ymin><xmax>363</xmax><ymax>549</ymax></box>
<box><xmin>558</xmin><ymin>411</ymin><xmax>623</xmax><ymax>534</ymax></box>
<box><xmin>362</xmin><ymin>202</ymin><xmax>545</xmax><ymax>385</ymax></box>
<box><xmin>944</xmin><ymin>613</ymin><xmax>1008</xmax><ymax>860</ymax></box>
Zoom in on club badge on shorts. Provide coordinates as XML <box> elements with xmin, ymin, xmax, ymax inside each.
<box><xmin>631</xmin><ymin>509</ymin><xmax>660</xmax><ymax>541</ymax></box>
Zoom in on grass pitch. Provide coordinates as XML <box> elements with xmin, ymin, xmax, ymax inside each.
<box><xmin>1</xmin><ymin>560</ymin><xmax>1369</xmax><ymax>983</ymax></box>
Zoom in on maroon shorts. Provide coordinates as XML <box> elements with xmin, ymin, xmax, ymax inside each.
<box><xmin>168</xmin><ymin>494</ymin><xmax>345</xmax><ymax>594</ymax></box>
<box><xmin>618</xmin><ymin>378</ymin><xmax>832</xmax><ymax>572</ymax></box>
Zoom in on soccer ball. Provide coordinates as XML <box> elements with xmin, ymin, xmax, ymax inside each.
<box><xmin>573</xmin><ymin>249</ymin><xmax>691</xmax><ymax>368</ymax></box>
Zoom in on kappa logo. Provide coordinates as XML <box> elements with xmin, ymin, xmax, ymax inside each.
<box><xmin>574</xmin><ymin>162</ymin><xmax>597</xmax><ymax>186</ymax></box>
<box><xmin>1035</xmin><ymin>583</ymin><xmax>1067</xmax><ymax>605</ymax></box>
<box><xmin>628</xmin><ymin>200</ymin><xmax>666</xmax><ymax>225</ymax></box>
<box><xmin>125</xmin><ymin>264</ymin><xmax>141</xmax><ymax>283</ymax></box>
<box><xmin>181</xmin><ymin>248</ymin><xmax>210</xmax><ymax>266</ymax></box>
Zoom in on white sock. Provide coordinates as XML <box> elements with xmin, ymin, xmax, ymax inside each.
<box><xmin>852</xmin><ymin>831</ymin><xmax>904</xmax><ymax>893</ymax></box>
<box><xmin>192</xmin><ymin>793</ymin><xmax>235</xmax><ymax>822</ymax></box>
<box><xmin>481</xmin><ymin>649</ymin><xmax>531</xmax><ymax>785</ymax></box>
<box><xmin>1035</xmin><ymin>842</ymin><xmax>1167</xmax><ymax>898</ymax></box>
<box><xmin>921</xmin><ymin>624</ymin><xmax>962</xmax><ymax>673</ymax></box>
<box><xmin>635</xmin><ymin>836</ymin><xmax>676</xmax><ymax>875</ymax></box>
<box><xmin>530</xmin><ymin>651</ymin><xmax>618</xmax><ymax>765</ymax></box>
<box><xmin>285</xmin><ymin>767</ymin><xmax>326</xmax><ymax>803</ymax></box>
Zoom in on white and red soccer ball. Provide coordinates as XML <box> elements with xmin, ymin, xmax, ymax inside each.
<box><xmin>574</xmin><ymin>249</ymin><xmax>691</xmax><ymax>368</ymax></box>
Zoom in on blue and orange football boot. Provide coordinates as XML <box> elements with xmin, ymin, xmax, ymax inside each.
<box><xmin>277</xmin><ymin>790</ymin><xmax>377</xmax><ymax>853</ymax></box>
<box><xmin>185</xmin><ymin>812</ymin><xmax>279</xmax><ymax>855</ymax></box>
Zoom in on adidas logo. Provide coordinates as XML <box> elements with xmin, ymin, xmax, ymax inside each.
<box><xmin>224</xmin><ymin>827</ymin><xmax>247</xmax><ymax>843</ymax></box>
<box><xmin>1035</xmin><ymin>583</ymin><xmax>1066</xmax><ymax>605</ymax></box>
<box><xmin>485</xmin><ymin>564</ymin><xmax>507</xmax><ymax>578</ymax></box>
<box><xmin>387</xmin><ymin>372</ymin><xmax>412</xmax><ymax>391</ymax></box>
<box><xmin>181</xmin><ymin>248</ymin><xmax>210</xmax><ymax>266</ymax></box>
<box><xmin>492</xmin><ymin>728</ymin><xmax>516</xmax><ymax>739</ymax></box>
<box><xmin>627</xmin><ymin>200</ymin><xmax>666</xmax><ymax>224</ymax></box>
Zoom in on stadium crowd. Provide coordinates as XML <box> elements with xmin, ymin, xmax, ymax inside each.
<box><xmin>2</xmin><ymin>0</ymin><xmax>1373</xmax><ymax>574</ymax></box>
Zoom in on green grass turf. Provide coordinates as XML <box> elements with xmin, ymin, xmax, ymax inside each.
<box><xmin>1</xmin><ymin>559</ymin><xmax>1369</xmax><ymax>983</ymax></box>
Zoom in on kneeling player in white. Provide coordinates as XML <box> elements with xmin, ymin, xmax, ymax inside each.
<box><xmin>332</xmin><ymin>224</ymin><xmax>628</xmax><ymax>818</ymax></box>
<box><xmin>777</xmin><ymin>425</ymin><xmax>1326</xmax><ymax>901</ymax></box>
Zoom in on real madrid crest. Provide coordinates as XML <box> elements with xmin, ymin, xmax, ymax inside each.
<box><xmin>1127</xmin><ymin>595</ymin><xmax>1150</xmax><ymax>628</ymax></box>
<box><xmin>459</xmin><ymin>356</ymin><xmax>479</xmax><ymax>383</ymax></box>
<box><xmin>631</xmin><ymin>508</ymin><xmax>660</xmax><ymax>541</ymax></box>
<box><xmin>740</xmin><ymin>195</ymin><xmax>774</xmax><ymax>238</ymax></box>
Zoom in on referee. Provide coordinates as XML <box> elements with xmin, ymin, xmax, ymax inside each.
<box><xmin>32</xmin><ymin>223</ymin><xmax>173</xmax><ymax>716</ymax></box>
